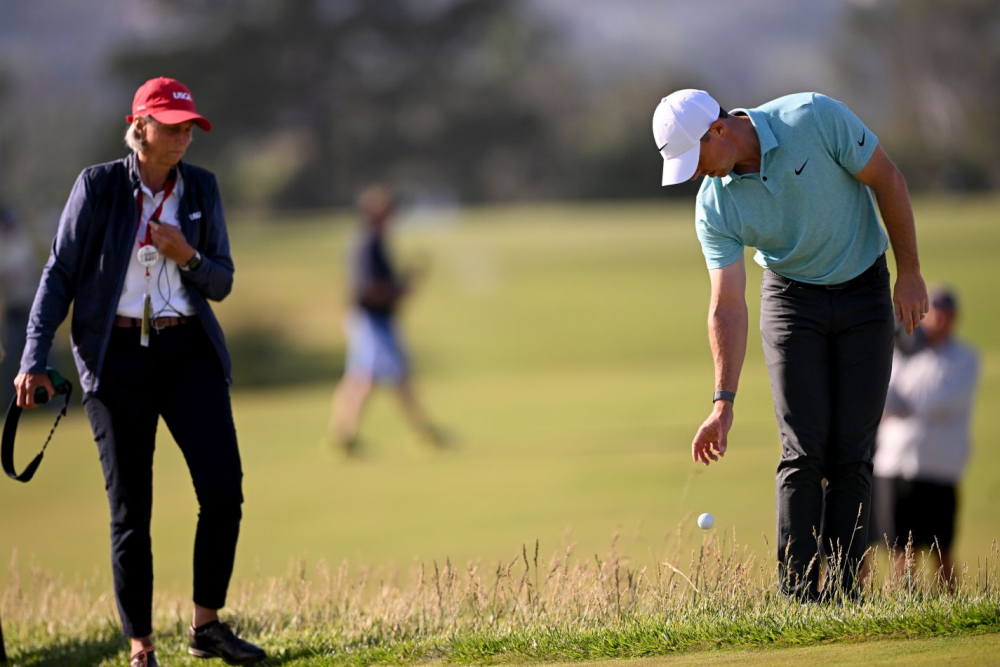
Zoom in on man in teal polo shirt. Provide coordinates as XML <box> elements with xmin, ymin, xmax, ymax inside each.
<box><xmin>652</xmin><ymin>90</ymin><xmax>927</xmax><ymax>599</ymax></box>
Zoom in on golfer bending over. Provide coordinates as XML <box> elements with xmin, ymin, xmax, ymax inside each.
<box><xmin>15</xmin><ymin>77</ymin><xmax>265</xmax><ymax>666</ymax></box>
<box><xmin>652</xmin><ymin>90</ymin><xmax>927</xmax><ymax>599</ymax></box>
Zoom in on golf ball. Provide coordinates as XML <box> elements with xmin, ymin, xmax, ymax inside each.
<box><xmin>697</xmin><ymin>513</ymin><xmax>714</xmax><ymax>530</ymax></box>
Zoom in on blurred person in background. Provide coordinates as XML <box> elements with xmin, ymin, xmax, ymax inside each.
<box><xmin>0</xmin><ymin>205</ymin><xmax>40</xmax><ymax>409</ymax></box>
<box><xmin>653</xmin><ymin>89</ymin><xmax>927</xmax><ymax>600</ymax></box>
<box><xmin>873</xmin><ymin>286</ymin><xmax>980</xmax><ymax>587</ymax></box>
<box><xmin>327</xmin><ymin>184</ymin><xmax>444</xmax><ymax>456</ymax></box>
<box><xmin>14</xmin><ymin>77</ymin><xmax>265</xmax><ymax>667</ymax></box>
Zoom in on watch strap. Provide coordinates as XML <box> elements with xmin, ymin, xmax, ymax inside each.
<box><xmin>713</xmin><ymin>390</ymin><xmax>736</xmax><ymax>404</ymax></box>
<box><xmin>180</xmin><ymin>250</ymin><xmax>202</xmax><ymax>272</ymax></box>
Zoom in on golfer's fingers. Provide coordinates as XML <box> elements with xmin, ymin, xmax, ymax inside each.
<box><xmin>694</xmin><ymin>440</ymin><xmax>718</xmax><ymax>465</ymax></box>
<box><xmin>902</xmin><ymin>304</ymin><xmax>916</xmax><ymax>335</ymax></box>
<box><xmin>692</xmin><ymin>428</ymin><xmax>707</xmax><ymax>463</ymax></box>
<box><xmin>692</xmin><ymin>441</ymin><xmax>709</xmax><ymax>466</ymax></box>
<box><xmin>893</xmin><ymin>297</ymin><xmax>903</xmax><ymax>325</ymax></box>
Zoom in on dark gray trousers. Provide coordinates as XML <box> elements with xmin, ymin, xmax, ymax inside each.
<box><xmin>760</xmin><ymin>255</ymin><xmax>894</xmax><ymax>597</ymax></box>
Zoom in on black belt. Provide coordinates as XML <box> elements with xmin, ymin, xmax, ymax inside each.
<box><xmin>768</xmin><ymin>254</ymin><xmax>886</xmax><ymax>291</ymax></box>
<box><xmin>2</xmin><ymin>369</ymin><xmax>73</xmax><ymax>483</ymax></box>
<box><xmin>114</xmin><ymin>314</ymin><xmax>195</xmax><ymax>329</ymax></box>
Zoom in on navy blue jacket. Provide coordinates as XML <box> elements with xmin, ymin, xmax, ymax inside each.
<box><xmin>21</xmin><ymin>153</ymin><xmax>234</xmax><ymax>393</ymax></box>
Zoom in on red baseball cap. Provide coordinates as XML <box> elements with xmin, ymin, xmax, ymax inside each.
<box><xmin>126</xmin><ymin>77</ymin><xmax>212</xmax><ymax>131</ymax></box>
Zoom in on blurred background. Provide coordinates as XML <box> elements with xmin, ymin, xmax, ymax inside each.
<box><xmin>0</xmin><ymin>0</ymin><xmax>997</xmax><ymax>589</ymax></box>
<box><xmin>3</xmin><ymin>0</ymin><xmax>999</xmax><ymax>217</ymax></box>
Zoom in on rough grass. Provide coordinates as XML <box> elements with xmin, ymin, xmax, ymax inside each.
<box><xmin>3</xmin><ymin>533</ymin><xmax>998</xmax><ymax>665</ymax></box>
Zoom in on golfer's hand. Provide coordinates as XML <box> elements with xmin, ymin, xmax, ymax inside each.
<box><xmin>149</xmin><ymin>220</ymin><xmax>196</xmax><ymax>266</ymax></box>
<box><xmin>14</xmin><ymin>372</ymin><xmax>54</xmax><ymax>409</ymax></box>
<box><xmin>893</xmin><ymin>270</ymin><xmax>928</xmax><ymax>335</ymax></box>
<box><xmin>692</xmin><ymin>402</ymin><xmax>733</xmax><ymax>466</ymax></box>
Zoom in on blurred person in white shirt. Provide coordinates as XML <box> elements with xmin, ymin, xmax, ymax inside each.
<box><xmin>873</xmin><ymin>286</ymin><xmax>980</xmax><ymax>585</ymax></box>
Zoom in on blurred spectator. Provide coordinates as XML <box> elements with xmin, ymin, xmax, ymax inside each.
<box><xmin>873</xmin><ymin>286</ymin><xmax>980</xmax><ymax>585</ymax></box>
<box><xmin>0</xmin><ymin>206</ymin><xmax>40</xmax><ymax>408</ymax></box>
<box><xmin>327</xmin><ymin>185</ymin><xmax>444</xmax><ymax>456</ymax></box>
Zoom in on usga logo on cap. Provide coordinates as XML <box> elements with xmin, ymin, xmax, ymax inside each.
<box><xmin>652</xmin><ymin>89</ymin><xmax>720</xmax><ymax>186</ymax></box>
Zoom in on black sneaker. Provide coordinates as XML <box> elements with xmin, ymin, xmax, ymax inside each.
<box><xmin>189</xmin><ymin>621</ymin><xmax>266</xmax><ymax>665</ymax></box>
<box><xmin>130</xmin><ymin>648</ymin><xmax>158</xmax><ymax>667</ymax></box>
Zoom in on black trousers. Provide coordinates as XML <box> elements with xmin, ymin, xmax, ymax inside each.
<box><xmin>874</xmin><ymin>475</ymin><xmax>958</xmax><ymax>552</ymax></box>
<box><xmin>83</xmin><ymin>323</ymin><xmax>243</xmax><ymax>638</ymax></box>
<box><xmin>760</xmin><ymin>255</ymin><xmax>894</xmax><ymax>597</ymax></box>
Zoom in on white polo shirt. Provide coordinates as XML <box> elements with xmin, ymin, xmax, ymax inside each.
<box><xmin>874</xmin><ymin>340</ymin><xmax>980</xmax><ymax>485</ymax></box>
<box><xmin>117</xmin><ymin>172</ymin><xmax>196</xmax><ymax>318</ymax></box>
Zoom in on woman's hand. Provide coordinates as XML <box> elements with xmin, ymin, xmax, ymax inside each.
<box><xmin>149</xmin><ymin>220</ymin><xmax>197</xmax><ymax>266</ymax></box>
<box><xmin>15</xmin><ymin>372</ymin><xmax>54</xmax><ymax>409</ymax></box>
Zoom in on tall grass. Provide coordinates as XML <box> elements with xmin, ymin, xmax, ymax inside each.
<box><xmin>3</xmin><ymin>526</ymin><xmax>999</xmax><ymax>665</ymax></box>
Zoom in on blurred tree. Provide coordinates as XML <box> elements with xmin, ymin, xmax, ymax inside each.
<box><xmin>112</xmin><ymin>0</ymin><xmax>572</xmax><ymax>208</ymax></box>
<box><xmin>836</xmin><ymin>0</ymin><xmax>1000</xmax><ymax>191</ymax></box>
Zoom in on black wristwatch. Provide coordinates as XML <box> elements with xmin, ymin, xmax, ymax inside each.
<box><xmin>180</xmin><ymin>250</ymin><xmax>202</xmax><ymax>272</ymax></box>
<box><xmin>713</xmin><ymin>390</ymin><xmax>736</xmax><ymax>405</ymax></box>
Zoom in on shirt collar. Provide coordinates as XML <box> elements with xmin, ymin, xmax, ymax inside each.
<box><xmin>138</xmin><ymin>170</ymin><xmax>184</xmax><ymax>200</ymax></box>
<box><xmin>719</xmin><ymin>108</ymin><xmax>779</xmax><ymax>185</ymax></box>
<box><xmin>127</xmin><ymin>152</ymin><xmax>185</xmax><ymax>197</ymax></box>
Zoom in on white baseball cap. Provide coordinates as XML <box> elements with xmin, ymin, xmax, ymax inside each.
<box><xmin>652</xmin><ymin>89</ymin><xmax>721</xmax><ymax>186</ymax></box>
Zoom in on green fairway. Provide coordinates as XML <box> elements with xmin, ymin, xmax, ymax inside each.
<box><xmin>540</xmin><ymin>632</ymin><xmax>1000</xmax><ymax>666</ymax></box>
<box><xmin>1</xmin><ymin>195</ymin><xmax>998</xmax><ymax>592</ymax></box>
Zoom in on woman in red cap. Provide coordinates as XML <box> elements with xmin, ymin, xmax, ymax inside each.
<box><xmin>14</xmin><ymin>77</ymin><xmax>265</xmax><ymax>666</ymax></box>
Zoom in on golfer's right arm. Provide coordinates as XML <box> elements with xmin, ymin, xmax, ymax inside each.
<box><xmin>691</xmin><ymin>256</ymin><xmax>748</xmax><ymax>466</ymax></box>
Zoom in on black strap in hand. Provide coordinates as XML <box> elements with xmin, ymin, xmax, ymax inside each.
<box><xmin>2</xmin><ymin>372</ymin><xmax>73</xmax><ymax>483</ymax></box>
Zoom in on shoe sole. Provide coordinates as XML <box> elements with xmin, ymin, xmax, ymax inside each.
<box><xmin>189</xmin><ymin>647</ymin><xmax>265</xmax><ymax>665</ymax></box>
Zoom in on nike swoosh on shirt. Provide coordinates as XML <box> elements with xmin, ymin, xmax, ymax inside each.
<box><xmin>795</xmin><ymin>159</ymin><xmax>809</xmax><ymax>176</ymax></box>
<box><xmin>858</xmin><ymin>131</ymin><xmax>866</xmax><ymax>147</ymax></box>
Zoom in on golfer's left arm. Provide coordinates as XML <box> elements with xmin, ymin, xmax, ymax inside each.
<box><xmin>853</xmin><ymin>146</ymin><xmax>928</xmax><ymax>334</ymax></box>
<box><xmin>691</xmin><ymin>256</ymin><xmax>748</xmax><ymax>466</ymax></box>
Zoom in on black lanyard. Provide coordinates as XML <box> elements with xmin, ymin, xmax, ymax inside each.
<box><xmin>2</xmin><ymin>371</ymin><xmax>73</xmax><ymax>483</ymax></box>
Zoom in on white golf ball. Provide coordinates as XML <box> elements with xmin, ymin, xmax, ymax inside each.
<box><xmin>697</xmin><ymin>513</ymin><xmax>714</xmax><ymax>530</ymax></box>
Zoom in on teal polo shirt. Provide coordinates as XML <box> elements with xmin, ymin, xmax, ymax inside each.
<box><xmin>694</xmin><ymin>93</ymin><xmax>889</xmax><ymax>285</ymax></box>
